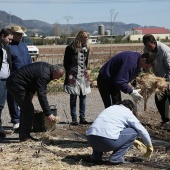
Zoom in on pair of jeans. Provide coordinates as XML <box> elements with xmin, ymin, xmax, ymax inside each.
<box><xmin>97</xmin><ymin>73</ymin><xmax>121</xmax><ymax>108</ymax></box>
<box><xmin>0</xmin><ymin>80</ymin><xmax>7</xmax><ymax>132</ymax></box>
<box><xmin>70</xmin><ymin>93</ymin><xmax>86</xmax><ymax>119</ymax></box>
<box><xmin>87</xmin><ymin>128</ymin><xmax>137</xmax><ymax>163</ymax></box>
<box><xmin>7</xmin><ymin>92</ymin><xmax>20</xmax><ymax>124</ymax></box>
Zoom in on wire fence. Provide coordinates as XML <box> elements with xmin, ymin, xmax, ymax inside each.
<box><xmin>36</xmin><ymin>45</ymin><xmax>144</xmax><ymax>93</ymax></box>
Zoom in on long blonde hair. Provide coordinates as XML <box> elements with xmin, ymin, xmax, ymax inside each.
<box><xmin>72</xmin><ymin>30</ymin><xmax>90</xmax><ymax>52</ymax></box>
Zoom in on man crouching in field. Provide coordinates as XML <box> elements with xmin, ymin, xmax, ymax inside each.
<box><xmin>6</xmin><ymin>62</ymin><xmax>65</xmax><ymax>142</ymax></box>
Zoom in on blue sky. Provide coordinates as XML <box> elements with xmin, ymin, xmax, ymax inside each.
<box><xmin>1</xmin><ymin>0</ymin><xmax>170</xmax><ymax>29</ymax></box>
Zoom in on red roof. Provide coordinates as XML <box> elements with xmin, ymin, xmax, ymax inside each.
<box><xmin>133</xmin><ymin>27</ymin><xmax>170</xmax><ymax>34</ymax></box>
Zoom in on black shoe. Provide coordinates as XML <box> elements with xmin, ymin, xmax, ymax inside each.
<box><xmin>0</xmin><ymin>130</ymin><xmax>13</xmax><ymax>138</ymax></box>
<box><xmin>71</xmin><ymin>117</ymin><xmax>78</xmax><ymax>126</ymax></box>
<box><xmin>19</xmin><ymin>134</ymin><xmax>39</xmax><ymax>142</ymax></box>
<box><xmin>79</xmin><ymin>117</ymin><xmax>88</xmax><ymax>124</ymax></box>
<box><xmin>160</xmin><ymin>121</ymin><xmax>170</xmax><ymax>130</ymax></box>
<box><xmin>0</xmin><ymin>131</ymin><xmax>6</xmax><ymax>138</ymax></box>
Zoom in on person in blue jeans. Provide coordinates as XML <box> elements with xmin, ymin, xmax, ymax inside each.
<box><xmin>0</xmin><ymin>28</ymin><xmax>13</xmax><ymax>138</ymax></box>
<box><xmin>86</xmin><ymin>100</ymin><xmax>153</xmax><ymax>165</ymax></box>
<box><xmin>7</xmin><ymin>25</ymin><xmax>32</xmax><ymax>131</ymax></box>
<box><xmin>63</xmin><ymin>30</ymin><xmax>91</xmax><ymax>125</ymax></box>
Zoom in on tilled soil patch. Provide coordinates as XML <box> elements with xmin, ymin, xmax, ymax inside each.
<box><xmin>0</xmin><ymin>89</ymin><xmax>170</xmax><ymax>169</ymax></box>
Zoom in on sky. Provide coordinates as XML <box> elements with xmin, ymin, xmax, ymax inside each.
<box><xmin>1</xmin><ymin>0</ymin><xmax>170</xmax><ymax>29</ymax></box>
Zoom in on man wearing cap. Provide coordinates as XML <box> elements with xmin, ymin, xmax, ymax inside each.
<box><xmin>0</xmin><ymin>28</ymin><xmax>13</xmax><ymax>138</ymax></box>
<box><xmin>6</xmin><ymin>62</ymin><xmax>65</xmax><ymax>141</ymax></box>
<box><xmin>7</xmin><ymin>25</ymin><xmax>32</xmax><ymax>131</ymax></box>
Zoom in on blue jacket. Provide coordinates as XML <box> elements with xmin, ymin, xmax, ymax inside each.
<box><xmin>9</xmin><ymin>41</ymin><xmax>32</xmax><ymax>71</ymax></box>
<box><xmin>99</xmin><ymin>51</ymin><xmax>141</xmax><ymax>94</ymax></box>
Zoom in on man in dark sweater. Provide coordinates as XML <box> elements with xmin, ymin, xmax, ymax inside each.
<box><xmin>6</xmin><ymin>62</ymin><xmax>65</xmax><ymax>141</ymax></box>
<box><xmin>97</xmin><ymin>51</ymin><xmax>156</xmax><ymax>108</ymax></box>
<box><xmin>8</xmin><ymin>25</ymin><xmax>32</xmax><ymax>131</ymax></box>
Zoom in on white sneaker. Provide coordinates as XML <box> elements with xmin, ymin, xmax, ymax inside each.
<box><xmin>13</xmin><ymin>123</ymin><xmax>20</xmax><ymax>130</ymax></box>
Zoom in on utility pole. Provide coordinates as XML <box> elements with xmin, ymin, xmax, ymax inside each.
<box><xmin>110</xmin><ymin>9</ymin><xmax>118</xmax><ymax>57</ymax></box>
<box><xmin>9</xmin><ymin>12</ymin><xmax>11</xmax><ymax>26</ymax></box>
<box><xmin>1</xmin><ymin>15</ymin><xmax>4</xmax><ymax>29</ymax></box>
<box><xmin>63</xmin><ymin>16</ymin><xmax>73</xmax><ymax>37</ymax></box>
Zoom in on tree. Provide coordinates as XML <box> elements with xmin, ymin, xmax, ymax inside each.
<box><xmin>51</xmin><ymin>22</ymin><xmax>62</xmax><ymax>36</ymax></box>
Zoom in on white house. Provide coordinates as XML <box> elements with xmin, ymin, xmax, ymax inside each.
<box><xmin>125</xmin><ymin>27</ymin><xmax>170</xmax><ymax>42</ymax></box>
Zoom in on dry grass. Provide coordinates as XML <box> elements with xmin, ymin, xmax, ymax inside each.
<box><xmin>0</xmin><ymin>125</ymin><xmax>169</xmax><ymax>170</ymax></box>
<box><xmin>44</xmin><ymin>116</ymin><xmax>60</xmax><ymax>131</ymax></box>
<box><xmin>136</xmin><ymin>73</ymin><xmax>169</xmax><ymax>111</ymax></box>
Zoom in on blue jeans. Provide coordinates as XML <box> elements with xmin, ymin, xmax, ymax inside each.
<box><xmin>70</xmin><ymin>93</ymin><xmax>86</xmax><ymax>119</ymax></box>
<box><xmin>87</xmin><ymin>128</ymin><xmax>137</xmax><ymax>163</ymax></box>
<box><xmin>7</xmin><ymin>92</ymin><xmax>20</xmax><ymax>124</ymax></box>
<box><xmin>0</xmin><ymin>80</ymin><xmax>7</xmax><ymax>132</ymax></box>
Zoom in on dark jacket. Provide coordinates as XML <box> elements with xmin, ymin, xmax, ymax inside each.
<box><xmin>64</xmin><ymin>45</ymin><xmax>89</xmax><ymax>72</ymax></box>
<box><xmin>9</xmin><ymin>41</ymin><xmax>32</xmax><ymax>71</ymax></box>
<box><xmin>0</xmin><ymin>45</ymin><xmax>12</xmax><ymax>71</ymax></box>
<box><xmin>7</xmin><ymin>62</ymin><xmax>53</xmax><ymax>116</ymax></box>
<box><xmin>99</xmin><ymin>51</ymin><xmax>141</xmax><ymax>94</ymax></box>
<box><xmin>63</xmin><ymin>44</ymin><xmax>91</xmax><ymax>95</ymax></box>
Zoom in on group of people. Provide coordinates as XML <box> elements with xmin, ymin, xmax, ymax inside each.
<box><xmin>0</xmin><ymin>27</ymin><xmax>170</xmax><ymax>164</ymax></box>
<box><xmin>86</xmin><ymin>33</ymin><xmax>170</xmax><ymax>164</ymax></box>
<box><xmin>64</xmin><ymin>31</ymin><xmax>170</xmax><ymax>164</ymax></box>
<box><xmin>0</xmin><ymin>25</ymin><xmax>32</xmax><ymax>139</ymax></box>
<box><xmin>0</xmin><ymin>26</ymin><xmax>65</xmax><ymax>141</ymax></box>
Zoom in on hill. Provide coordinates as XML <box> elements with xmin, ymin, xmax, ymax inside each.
<box><xmin>0</xmin><ymin>10</ymin><xmax>141</xmax><ymax>36</ymax></box>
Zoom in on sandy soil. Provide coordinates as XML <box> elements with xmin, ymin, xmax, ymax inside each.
<box><xmin>0</xmin><ymin>89</ymin><xmax>170</xmax><ymax>170</ymax></box>
<box><xmin>1</xmin><ymin>44</ymin><xmax>170</xmax><ymax>169</ymax></box>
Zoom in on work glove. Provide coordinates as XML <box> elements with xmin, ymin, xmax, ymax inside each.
<box><xmin>133</xmin><ymin>140</ymin><xmax>146</xmax><ymax>153</ymax></box>
<box><xmin>143</xmin><ymin>145</ymin><xmax>154</xmax><ymax>159</ymax></box>
<box><xmin>130</xmin><ymin>89</ymin><xmax>143</xmax><ymax>101</ymax></box>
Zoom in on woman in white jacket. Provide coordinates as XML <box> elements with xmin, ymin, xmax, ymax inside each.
<box><xmin>86</xmin><ymin>99</ymin><xmax>153</xmax><ymax>165</ymax></box>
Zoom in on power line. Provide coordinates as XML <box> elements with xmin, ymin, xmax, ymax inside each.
<box><xmin>63</xmin><ymin>16</ymin><xmax>73</xmax><ymax>36</ymax></box>
<box><xmin>110</xmin><ymin>9</ymin><xmax>118</xmax><ymax>57</ymax></box>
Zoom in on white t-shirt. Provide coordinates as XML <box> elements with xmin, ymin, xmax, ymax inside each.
<box><xmin>0</xmin><ymin>47</ymin><xmax>10</xmax><ymax>79</ymax></box>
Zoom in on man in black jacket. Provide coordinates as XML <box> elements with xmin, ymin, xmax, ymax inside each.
<box><xmin>6</xmin><ymin>62</ymin><xmax>65</xmax><ymax>141</ymax></box>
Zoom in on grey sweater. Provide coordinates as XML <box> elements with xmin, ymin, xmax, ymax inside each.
<box><xmin>144</xmin><ymin>41</ymin><xmax>170</xmax><ymax>81</ymax></box>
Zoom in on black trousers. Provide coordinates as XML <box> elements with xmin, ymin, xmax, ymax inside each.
<box><xmin>6</xmin><ymin>82</ymin><xmax>34</xmax><ymax>140</ymax></box>
<box><xmin>155</xmin><ymin>91</ymin><xmax>170</xmax><ymax>123</ymax></box>
<box><xmin>97</xmin><ymin>73</ymin><xmax>121</xmax><ymax>108</ymax></box>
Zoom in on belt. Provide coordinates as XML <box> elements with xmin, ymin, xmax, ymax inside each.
<box><xmin>0</xmin><ymin>78</ymin><xmax>7</xmax><ymax>81</ymax></box>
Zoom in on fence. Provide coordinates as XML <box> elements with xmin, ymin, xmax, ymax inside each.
<box><xmin>36</xmin><ymin>44</ymin><xmax>144</xmax><ymax>93</ymax></box>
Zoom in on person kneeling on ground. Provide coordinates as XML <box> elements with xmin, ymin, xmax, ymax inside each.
<box><xmin>6</xmin><ymin>62</ymin><xmax>65</xmax><ymax>142</ymax></box>
<box><xmin>86</xmin><ymin>99</ymin><xmax>153</xmax><ymax>165</ymax></box>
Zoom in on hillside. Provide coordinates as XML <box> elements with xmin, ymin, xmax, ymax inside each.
<box><xmin>0</xmin><ymin>10</ymin><xmax>141</xmax><ymax>36</ymax></box>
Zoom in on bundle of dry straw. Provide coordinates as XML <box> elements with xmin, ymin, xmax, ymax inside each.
<box><xmin>44</xmin><ymin>116</ymin><xmax>60</xmax><ymax>131</ymax></box>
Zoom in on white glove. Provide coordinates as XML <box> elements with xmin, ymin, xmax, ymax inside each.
<box><xmin>130</xmin><ymin>89</ymin><xmax>143</xmax><ymax>101</ymax></box>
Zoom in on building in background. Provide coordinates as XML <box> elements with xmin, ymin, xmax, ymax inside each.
<box><xmin>124</xmin><ymin>27</ymin><xmax>170</xmax><ymax>42</ymax></box>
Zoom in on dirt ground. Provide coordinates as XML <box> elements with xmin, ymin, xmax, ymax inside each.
<box><xmin>0</xmin><ymin>89</ymin><xmax>170</xmax><ymax>170</ymax></box>
<box><xmin>0</xmin><ymin>44</ymin><xmax>170</xmax><ymax>169</ymax></box>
